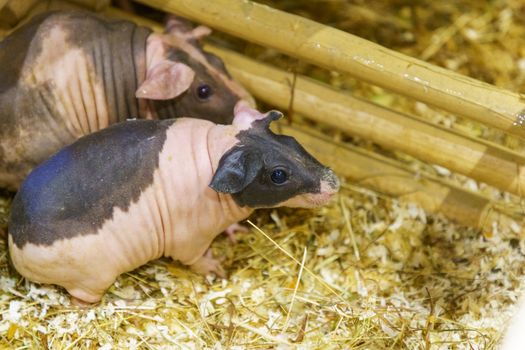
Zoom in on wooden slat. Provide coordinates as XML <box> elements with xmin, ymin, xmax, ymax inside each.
<box><xmin>67</xmin><ymin>0</ymin><xmax>110</xmax><ymax>11</ymax></box>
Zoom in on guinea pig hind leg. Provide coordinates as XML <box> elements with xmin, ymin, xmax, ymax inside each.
<box><xmin>65</xmin><ymin>280</ymin><xmax>112</xmax><ymax>306</ymax></box>
<box><xmin>70</xmin><ymin>295</ymin><xmax>99</xmax><ymax>308</ymax></box>
<box><xmin>66</xmin><ymin>287</ymin><xmax>104</xmax><ymax>307</ymax></box>
<box><xmin>188</xmin><ymin>249</ymin><xmax>226</xmax><ymax>278</ymax></box>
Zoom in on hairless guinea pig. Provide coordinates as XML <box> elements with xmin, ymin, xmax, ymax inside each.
<box><xmin>0</xmin><ymin>10</ymin><xmax>253</xmax><ymax>190</ymax></box>
<box><xmin>8</xmin><ymin>102</ymin><xmax>339</xmax><ymax>304</ymax></box>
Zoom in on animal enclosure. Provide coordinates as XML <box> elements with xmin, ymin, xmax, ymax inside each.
<box><xmin>0</xmin><ymin>0</ymin><xmax>524</xmax><ymax>349</ymax></box>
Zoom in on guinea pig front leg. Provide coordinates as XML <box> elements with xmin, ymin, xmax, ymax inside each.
<box><xmin>188</xmin><ymin>249</ymin><xmax>226</xmax><ymax>278</ymax></box>
<box><xmin>224</xmin><ymin>223</ymin><xmax>249</xmax><ymax>243</ymax></box>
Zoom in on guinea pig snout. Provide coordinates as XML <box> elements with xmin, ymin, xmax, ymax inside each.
<box><xmin>321</xmin><ymin>169</ymin><xmax>340</xmax><ymax>194</ymax></box>
<box><xmin>292</xmin><ymin>171</ymin><xmax>340</xmax><ymax>208</ymax></box>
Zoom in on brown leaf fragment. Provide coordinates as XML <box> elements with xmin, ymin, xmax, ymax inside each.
<box><xmin>293</xmin><ymin>314</ymin><xmax>309</xmax><ymax>343</ymax></box>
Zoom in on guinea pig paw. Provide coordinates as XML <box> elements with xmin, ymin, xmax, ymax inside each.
<box><xmin>190</xmin><ymin>250</ymin><xmax>226</xmax><ymax>278</ymax></box>
<box><xmin>68</xmin><ymin>288</ymin><xmax>103</xmax><ymax>307</ymax></box>
<box><xmin>70</xmin><ymin>296</ymin><xmax>99</xmax><ymax>309</ymax></box>
<box><xmin>224</xmin><ymin>223</ymin><xmax>250</xmax><ymax>244</ymax></box>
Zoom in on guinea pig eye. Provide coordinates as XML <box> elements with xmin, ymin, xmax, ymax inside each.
<box><xmin>270</xmin><ymin>169</ymin><xmax>288</xmax><ymax>185</ymax></box>
<box><xmin>197</xmin><ymin>84</ymin><xmax>213</xmax><ymax>99</ymax></box>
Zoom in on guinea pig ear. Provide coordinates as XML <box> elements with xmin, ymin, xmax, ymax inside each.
<box><xmin>164</xmin><ymin>14</ymin><xmax>194</xmax><ymax>35</ymax></box>
<box><xmin>209</xmin><ymin>148</ymin><xmax>262</xmax><ymax>193</ymax></box>
<box><xmin>190</xmin><ymin>25</ymin><xmax>212</xmax><ymax>41</ymax></box>
<box><xmin>233</xmin><ymin>101</ymin><xmax>283</xmax><ymax>130</ymax></box>
<box><xmin>261</xmin><ymin>110</ymin><xmax>283</xmax><ymax>129</ymax></box>
<box><xmin>165</xmin><ymin>15</ymin><xmax>212</xmax><ymax>41</ymax></box>
<box><xmin>136</xmin><ymin>61</ymin><xmax>195</xmax><ymax>100</ymax></box>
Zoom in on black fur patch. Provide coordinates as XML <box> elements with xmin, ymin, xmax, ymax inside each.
<box><xmin>9</xmin><ymin>119</ymin><xmax>175</xmax><ymax>248</ymax></box>
<box><xmin>210</xmin><ymin>113</ymin><xmax>329</xmax><ymax>208</ymax></box>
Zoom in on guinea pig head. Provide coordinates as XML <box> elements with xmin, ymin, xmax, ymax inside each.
<box><xmin>136</xmin><ymin>17</ymin><xmax>254</xmax><ymax>124</ymax></box>
<box><xmin>209</xmin><ymin>103</ymin><xmax>340</xmax><ymax>208</ymax></box>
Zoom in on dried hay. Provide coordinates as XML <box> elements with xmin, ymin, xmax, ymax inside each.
<box><xmin>0</xmin><ymin>0</ymin><xmax>524</xmax><ymax>349</ymax></box>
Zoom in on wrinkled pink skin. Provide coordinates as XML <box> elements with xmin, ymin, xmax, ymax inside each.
<box><xmin>9</xmin><ymin>102</ymin><xmax>337</xmax><ymax>304</ymax></box>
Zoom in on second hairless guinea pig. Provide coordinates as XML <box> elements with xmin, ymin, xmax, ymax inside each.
<box><xmin>8</xmin><ymin>102</ymin><xmax>339</xmax><ymax>304</ymax></box>
<box><xmin>0</xmin><ymin>11</ymin><xmax>253</xmax><ymax>190</ymax></box>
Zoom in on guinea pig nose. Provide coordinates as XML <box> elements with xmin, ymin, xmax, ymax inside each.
<box><xmin>322</xmin><ymin>169</ymin><xmax>340</xmax><ymax>192</ymax></box>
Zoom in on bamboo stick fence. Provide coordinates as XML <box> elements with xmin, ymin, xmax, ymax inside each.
<box><xmin>105</xmin><ymin>7</ymin><xmax>523</xmax><ymax>230</ymax></box>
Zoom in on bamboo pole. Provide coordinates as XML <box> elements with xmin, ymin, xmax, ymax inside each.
<box><xmin>281</xmin><ymin>124</ymin><xmax>512</xmax><ymax>230</ymax></box>
<box><xmin>206</xmin><ymin>46</ymin><xmax>525</xmax><ymax>196</ymax></box>
<box><xmin>104</xmin><ymin>8</ymin><xmax>525</xmax><ymax>196</ymax></box>
<box><xmin>135</xmin><ymin>0</ymin><xmax>525</xmax><ymax>138</ymax></box>
<box><xmin>67</xmin><ymin>0</ymin><xmax>110</xmax><ymax>11</ymax></box>
<box><xmin>104</xmin><ymin>7</ymin><xmax>158</xmax><ymax>27</ymax></box>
